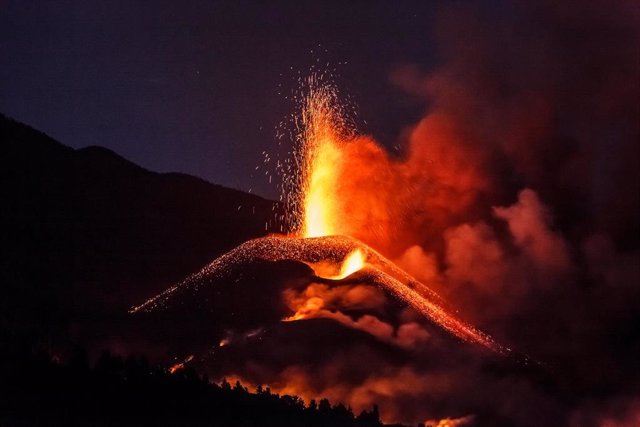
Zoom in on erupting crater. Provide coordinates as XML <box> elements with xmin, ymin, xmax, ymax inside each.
<box><xmin>130</xmin><ymin>77</ymin><xmax>511</xmax><ymax>356</ymax></box>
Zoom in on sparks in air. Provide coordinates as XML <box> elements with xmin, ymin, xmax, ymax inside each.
<box><xmin>298</xmin><ymin>79</ymin><xmax>349</xmax><ymax>238</ymax></box>
<box><xmin>131</xmin><ymin>74</ymin><xmax>512</xmax><ymax>356</ymax></box>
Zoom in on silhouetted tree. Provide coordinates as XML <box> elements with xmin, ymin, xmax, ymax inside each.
<box><xmin>358</xmin><ymin>404</ymin><xmax>382</xmax><ymax>427</ymax></box>
<box><xmin>221</xmin><ymin>377</ymin><xmax>231</xmax><ymax>390</ymax></box>
<box><xmin>234</xmin><ymin>379</ymin><xmax>248</xmax><ymax>393</ymax></box>
<box><xmin>0</xmin><ymin>346</ymin><xmax>388</xmax><ymax>427</ymax></box>
<box><xmin>319</xmin><ymin>397</ymin><xmax>332</xmax><ymax>414</ymax></box>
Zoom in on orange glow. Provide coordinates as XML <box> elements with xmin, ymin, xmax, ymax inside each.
<box><xmin>299</xmin><ymin>80</ymin><xmax>348</xmax><ymax>238</ymax></box>
<box><xmin>168</xmin><ymin>355</ymin><xmax>193</xmax><ymax>373</ymax></box>
<box><xmin>302</xmin><ymin>135</ymin><xmax>343</xmax><ymax>237</ymax></box>
<box><xmin>168</xmin><ymin>362</ymin><xmax>184</xmax><ymax>374</ymax></box>
<box><xmin>424</xmin><ymin>416</ymin><xmax>475</xmax><ymax>427</ymax></box>
<box><xmin>332</xmin><ymin>248</ymin><xmax>365</xmax><ymax>279</ymax></box>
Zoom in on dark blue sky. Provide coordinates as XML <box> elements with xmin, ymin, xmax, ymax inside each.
<box><xmin>0</xmin><ymin>1</ymin><xmax>448</xmax><ymax>198</ymax></box>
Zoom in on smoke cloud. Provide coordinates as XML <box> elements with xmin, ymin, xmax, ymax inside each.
<box><xmin>184</xmin><ymin>1</ymin><xmax>640</xmax><ymax>425</ymax></box>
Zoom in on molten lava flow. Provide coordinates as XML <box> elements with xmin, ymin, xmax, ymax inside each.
<box><xmin>168</xmin><ymin>362</ymin><xmax>184</xmax><ymax>374</ymax></box>
<box><xmin>332</xmin><ymin>248</ymin><xmax>365</xmax><ymax>279</ymax></box>
<box><xmin>168</xmin><ymin>355</ymin><xmax>194</xmax><ymax>374</ymax></box>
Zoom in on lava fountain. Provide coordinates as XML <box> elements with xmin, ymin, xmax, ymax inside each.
<box><xmin>130</xmin><ymin>76</ymin><xmax>511</xmax><ymax>355</ymax></box>
<box><xmin>298</xmin><ymin>79</ymin><xmax>348</xmax><ymax>238</ymax></box>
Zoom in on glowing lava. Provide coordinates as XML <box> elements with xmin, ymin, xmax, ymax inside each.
<box><xmin>302</xmin><ymin>136</ymin><xmax>342</xmax><ymax>237</ymax></box>
<box><xmin>298</xmin><ymin>79</ymin><xmax>349</xmax><ymax>238</ymax></box>
<box><xmin>332</xmin><ymin>249</ymin><xmax>365</xmax><ymax>280</ymax></box>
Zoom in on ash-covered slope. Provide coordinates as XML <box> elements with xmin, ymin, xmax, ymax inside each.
<box><xmin>132</xmin><ymin>235</ymin><xmax>509</xmax><ymax>354</ymax></box>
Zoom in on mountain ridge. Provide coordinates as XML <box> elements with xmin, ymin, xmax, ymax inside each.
<box><xmin>0</xmin><ymin>112</ymin><xmax>284</xmax><ymax>349</ymax></box>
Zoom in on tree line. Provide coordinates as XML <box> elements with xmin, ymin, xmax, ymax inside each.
<box><xmin>0</xmin><ymin>346</ymin><xmax>387</xmax><ymax>427</ymax></box>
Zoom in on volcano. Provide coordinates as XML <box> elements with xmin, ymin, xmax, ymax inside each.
<box><xmin>131</xmin><ymin>80</ymin><xmax>511</xmax><ymax>361</ymax></box>
<box><xmin>132</xmin><ymin>234</ymin><xmax>507</xmax><ymax>354</ymax></box>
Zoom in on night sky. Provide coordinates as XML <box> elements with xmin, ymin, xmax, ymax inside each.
<box><xmin>0</xmin><ymin>0</ymin><xmax>458</xmax><ymax>198</ymax></box>
<box><xmin>2</xmin><ymin>2</ymin><xmax>639</xmax><ymax>425</ymax></box>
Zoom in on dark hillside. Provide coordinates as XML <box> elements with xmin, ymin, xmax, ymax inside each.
<box><xmin>0</xmin><ymin>113</ymin><xmax>284</xmax><ymax>349</ymax></box>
